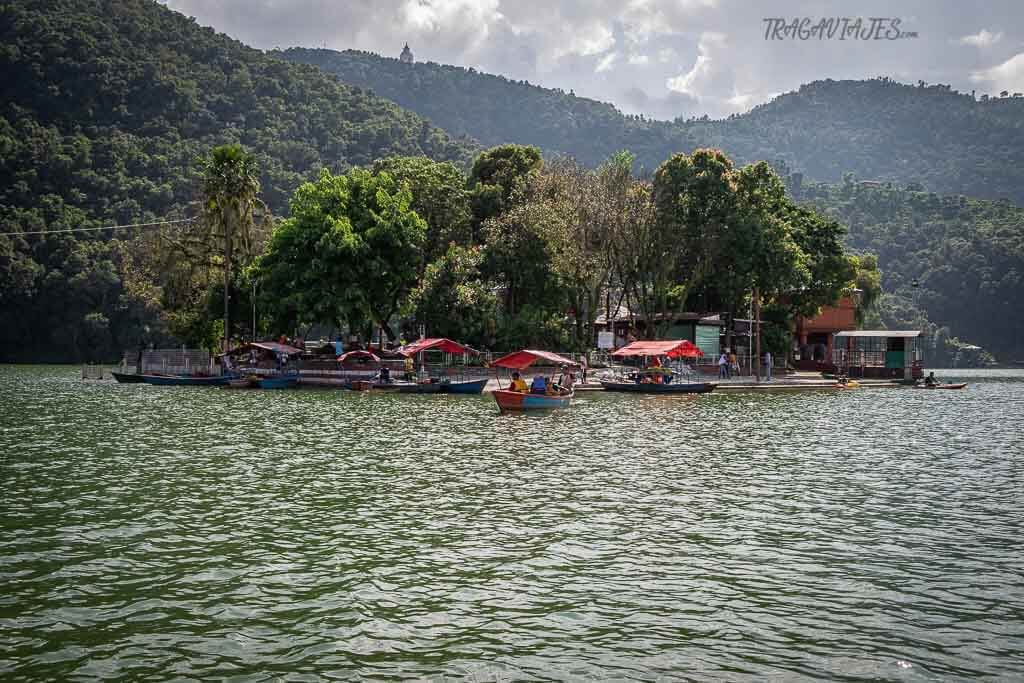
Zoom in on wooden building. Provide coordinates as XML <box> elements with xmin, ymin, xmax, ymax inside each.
<box><xmin>832</xmin><ymin>330</ymin><xmax>923</xmax><ymax>380</ymax></box>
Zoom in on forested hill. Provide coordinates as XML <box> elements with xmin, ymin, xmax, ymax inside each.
<box><xmin>0</xmin><ymin>0</ymin><xmax>475</xmax><ymax>222</ymax></box>
<box><xmin>283</xmin><ymin>48</ymin><xmax>1024</xmax><ymax>204</ymax></box>
<box><xmin>0</xmin><ymin>0</ymin><xmax>476</xmax><ymax>362</ymax></box>
<box><xmin>798</xmin><ymin>179</ymin><xmax>1024</xmax><ymax>360</ymax></box>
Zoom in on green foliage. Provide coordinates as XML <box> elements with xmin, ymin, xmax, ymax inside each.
<box><xmin>285</xmin><ymin>49</ymin><xmax>1024</xmax><ymax>203</ymax></box>
<box><xmin>371</xmin><ymin>156</ymin><xmax>472</xmax><ymax>263</ymax></box>
<box><xmin>409</xmin><ymin>245</ymin><xmax>498</xmax><ymax>345</ymax></box>
<box><xmin>256</xmin><ymin>168</ymin><xmax>427</xmax><ymax>341</ymax></box>
<box><xmin>0</xmin><ymin>0</ymin><xmax>475</xmax><ymax>361</ymax></box>
<box><xmin>469</xmin><ymin>144</ymin><xmax>543</xmax><ymax>230</ymax></box>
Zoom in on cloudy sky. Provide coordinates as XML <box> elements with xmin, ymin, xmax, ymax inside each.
<box><xmin>164</xmin><ymin>0</ymin><xmax>1024</xmax><ymax>120</ymax></box>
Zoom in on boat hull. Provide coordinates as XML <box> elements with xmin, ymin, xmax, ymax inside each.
<box><xmin>259</xmin><ymin>376</ymin><xmax>298</xmax><ymax>389</ymax></box>
<box><xmin>914</xmin><ymin>383</ymin><xmax>968</xmax><ymax>390</ymax></box>
<box><xmin>600</xmin><ymin>381</ymin><xmax>717</xmax><ymax>394</ymax></box>
<box><xmin>493</xmin><ymin>389</ymin><xmax>572</xmax><ymax>411</ymax></box>
<box><xmin>440</xmin><ymin>378</ymin><xmax>488</xmax><ymax>394</ymax></box>
<box><xmin>140</xmin><ymin>374</ymin><xmax>230</xmax><ymax>386</ymax></box>
<box><xmin>111</xmin><ymin>371</ymin><xmax>144</xmax><ymax>384</ymax></box>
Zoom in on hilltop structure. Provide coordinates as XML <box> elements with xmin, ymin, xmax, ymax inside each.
<box><xmin>399</xmin><ymin>43</ymin><xmax>413</xmax><ymax>64</ymax></box>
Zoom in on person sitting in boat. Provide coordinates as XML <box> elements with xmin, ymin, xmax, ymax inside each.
<box><xmin>925</xmin><ymin>371</ymin><xmax>938</xmax><ymax>387</ymax></box>
<box><xmin>511</xmin><ymin>372</ymin><xmax>528</xmax><ymax>393</ymax></box>
<box><xmin>530</xmin><ymin>375</ymin><xmax>548</xmax><ymax>394</ymax></box>
<box><xmin>379</xmin><ymin>365</ymin><xmax>392</xmax><ymax>384</ymax></box>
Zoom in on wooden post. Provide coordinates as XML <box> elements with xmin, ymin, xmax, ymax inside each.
<box><xmin>753</xmin><ymin>287</ymin><xmax>761</xmax><ymax>382</ymax></box>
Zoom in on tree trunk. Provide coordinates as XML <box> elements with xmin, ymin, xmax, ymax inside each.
<box><xmin>223</xmin><ymin>214</ymin><xmax>233</xmax><ymax>352</ymax></box>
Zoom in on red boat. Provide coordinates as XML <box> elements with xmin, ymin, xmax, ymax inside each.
<box><xmin>490</xmin><ymin>349</ymin><xmax>580</xmax><ymax>412</ymax></box>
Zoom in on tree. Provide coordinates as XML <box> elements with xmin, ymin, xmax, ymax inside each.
<box><xmin>469</xmin><ymin>144</ymin><xmax>543</xmax><ymax>233</ymax></box>
<box><xmin>408</xmin><ymin>244</ymin><xmax>498</xmax><ymax>346</ymax></box>
<box><xmin>198</xmin><ymin>144</ymin><xmax>264</xmax><ymax>348</ymax></box>
<box><xmin>256</xmin><ymin>168</ymin><xmax>427</xmax><ymax>342</ymax></box>
<box><xmin>371</xmin><ymin>156</ymin><xmax>472</xmax><ymax>263</ymax></box>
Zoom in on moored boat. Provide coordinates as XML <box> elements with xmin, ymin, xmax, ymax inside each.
<box><xmin>111</xmin><ymin>371</ymin><xmax>145</xmax><ymax>384</ymax></box>
<box><xmin>139</xmin><ymin>374</ymin><xmax>230</xmax><ymax>386</ymax></box>
<box><xmin>439</xmin><ymin>377</ymin><xmax>489</xmax><ymax>394</ymax></box>
<box><xmin>601</xmin><ymin>339</ymin><xmax>714</xmax><ymax>394</ymax></box>
<box><xmin>600</xmin><ymin>380</ymin><xmax>716</xmax><ymax>393</ymax></box>
<box><xmin>258</xmin><ymin>374</ymin><xmax>299</xmax><ymax>389</ymax></box>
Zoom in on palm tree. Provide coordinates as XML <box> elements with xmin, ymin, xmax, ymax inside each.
<box><xmin>199</xmin><ymin>144</ymin><xmax>263</xmax><ymax>350</ymax></box>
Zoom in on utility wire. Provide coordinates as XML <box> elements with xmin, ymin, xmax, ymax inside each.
<box><xmin>0</xmin><ymin>217</ymin><xmax>194</xmax><ymax>237</ymax></box>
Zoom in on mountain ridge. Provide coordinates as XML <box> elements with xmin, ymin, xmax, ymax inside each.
<box><xmin>281</xmin><ymin>47</ymin><xmax>1024</xmax><ymax>204</ymax></box>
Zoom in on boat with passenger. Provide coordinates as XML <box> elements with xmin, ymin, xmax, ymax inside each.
<box><xmin>600</xmin><ymin>340</ymin><xmax>716</xmax><ymax>394</ymax></box>
<box><xmin>490</xmin><ymin>349</ymin><xmax>579</xmax><ymax>412</ymax></box>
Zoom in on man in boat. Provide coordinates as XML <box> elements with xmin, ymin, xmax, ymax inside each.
<box><xmin>511</xmin><ymin>372</ymin><xmax>528</xmax><ymax>392</ymax></box>
<box><xmin>379</xmin><ymin>365</ymin><xmax>392</xmax><ymax>384</ymax></box>
<box><xmin>925</xmin><ymin>371</ymin><xmax>938</xmax><ymax>387</ymax></box>
<box><xmin>530</xmin><ymin>374</ymin><xmax>548</xmax><ymax>394</ymax></box>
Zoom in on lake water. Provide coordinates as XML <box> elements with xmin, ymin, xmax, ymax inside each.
<box><xmin>2</xmin><ymin>366</ymin><xmax>1023</xmax><ymax>681</ymax></box>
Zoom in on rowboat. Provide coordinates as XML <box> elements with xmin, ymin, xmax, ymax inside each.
<box><xmin>226</xmin><ymin>376</ymin><xmax>258</xmax><ymax>389</ymax></box>
<box><xmin>139</xmin><ymin>374</ymin><xmax>230</xmax><ymax>386</ymax></box>
<box><xmin>493</xmin><ymin>388</ymin><xmax>573</xmax><ymax>411</ymax></box>
<box><xmin>439</xmin><ymin>378</ymin><xmax>488</xmax><ymax>394</ymax></box>
<box><xmin>111</xmin><ymin>371</ymin><xmax>145</xmax><ymax>384</ymax></box>
<box><xmin>259</xmin><ymin>375</ymin><xmax>299</xmax><ymax>389</ymax></box>
<box><xmin>600</xmin><ymin>380</ymin><xmax>716</xmax><ymax>394</ymax></box>
<box><xmin>914</xmin><ymin>383</ymin><xmax>968</xmax><ymax>390</ymax></box>
<box><xmin>490</xmin><ymin>349</ymin><xmax>580</xmax><ymax>412</ymax></box>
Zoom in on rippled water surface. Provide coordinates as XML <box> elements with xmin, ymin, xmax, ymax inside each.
<box><xmin>2</xmin><ymin>366</ymin><xmax>1023</xmax><ymax>681</ymax></box>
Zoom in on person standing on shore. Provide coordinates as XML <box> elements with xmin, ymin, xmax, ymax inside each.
<box><xmin>718</xmin><ymin>352</ymin><xmax>729</xmax><ymax>379</ymax></box>
<box><xmin>764</xmin><ymin>350</ymin><xmax>773</xmax><ymax>381</ymax></box>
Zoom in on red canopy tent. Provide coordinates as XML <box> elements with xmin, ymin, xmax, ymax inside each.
<box><xmin>491</xmin><ymin>349</ymin><xmax>580</xmax><ymax>370</ymax></box>
<box><xmin>337</xmin><ymin>350</ymin><xmax>381</xmax><ymax>363</ymax></box>
<box><xmin>611</xmin><ymin>340</ymin><xmax>704</xmax><ymax>359</ymax></box>
<box><xmin>398</xmin><ymin>338</ymin><xmax>477</xmax><ymax>357</ymax></box>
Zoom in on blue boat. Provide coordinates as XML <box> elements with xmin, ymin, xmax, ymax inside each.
<box><xmin>440</xmin><ymin>378</ymin><xmax>488</xmax><ymax>394</ymax></box>
<box><xmin>258</xmin><ymin>375</ymin><xmax>299</xmax><ymax>389</ymax></box>
<box><xmin>139</xmin><ymin>374</ymin><xmax>230</xmax><ymax>387</ymax></box>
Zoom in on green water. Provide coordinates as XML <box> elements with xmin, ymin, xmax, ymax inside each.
<box><xmin>2</xmin><ymin>366</ymin><xmax>1023</xmax><ymax>680</ymax></box>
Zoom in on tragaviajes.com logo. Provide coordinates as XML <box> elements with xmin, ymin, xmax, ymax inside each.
<box><xmin>763</xmin><ymin>17</ymin><xmax>918</xmax><ymax>40</ymax></box>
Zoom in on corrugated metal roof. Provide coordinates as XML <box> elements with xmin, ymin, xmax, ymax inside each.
<box><xmin>834</xmin><ymin>330</ymin><xmax>921</xmax><ymax>338</ymax></box>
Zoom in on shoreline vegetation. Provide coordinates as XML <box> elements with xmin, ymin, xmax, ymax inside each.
<box><xmin>0</xmin><ymin>0</ymin><xmax>1019</xmax><ymax>364</ymax></box>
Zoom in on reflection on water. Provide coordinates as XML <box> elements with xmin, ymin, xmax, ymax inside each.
<box><xmin>2</xmin><ymin>367</ymin><xmax>1023</xmax><ymax>680</ymax></box>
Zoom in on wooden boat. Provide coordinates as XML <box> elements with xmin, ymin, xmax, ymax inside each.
<box><xmin>396</xmin><ymin>380</ymin><xmax>443</xmax><ymax>394</ymax></box>
<box><xmin>111</xmin><ymin>371</ymin><xmax>145</xmax><ymax>384</ymax></box>
<box><xmin>490</xmin><ymin>349</ymin><xmax>581</xmax><ymax>412</ymax></box>
<box><xmin>493</xmin><ymin>388</ymin><xmax>573</xmax><ymax>411</ymax></box>
<box><xmin>439</xmin><ymin>377</ymin><xmax>488</xmax><ymax>394</ymax></box>
<box><xmin>226</xmin><ymin>376</ymin><xmax>258</xmax><ymax>389</ymax></box>
<box><xmin>259</xmin><ymin>375</ymin><xmax>298</xmax><ymax>389</ymax></box>
<box><xmin>913</xmin><ymin>383</ymin><xmax>968</xmax><ymax>390</ymax></box>
<box><xmin>600</xmin><ymin>379</ymin><xmax>716</xmax><ymax>394</ymax></box>
<box><xmin>139</xmin><ymin>374</ymin><xmax>230</xmax><ymax>386</ymax></box>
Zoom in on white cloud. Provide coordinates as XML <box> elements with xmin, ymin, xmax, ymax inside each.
<box><xmin>665</xmin><ymin>32</ymin><xmax>726</xmax><ymax>97</ymax></box>
<box><xmin>628</xmin><ymin>53</ymin><xmax>649</xmax><ymax>65</ymax></box>
<box><xmin>958</xmin><ymin>29</ymin><xmax>1002</xmax><ymax>47</ymax></box>
<box><xmin>596</xmin><ymin>51</ymin><xmax>618</xmax><ymax>72</ymax></box>
<box><xmin>970</xmin><ymin>52</ymin><xmax>1024</xmax><ymax>93</ymax></box>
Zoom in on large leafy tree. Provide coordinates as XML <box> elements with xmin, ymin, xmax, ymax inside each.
<box><xmin>372</xmin><ymin>156</ymin><xmax>472</xmax><ymax>263</ymax></box>
<box><xmin>256</xmin><ymin>168</ymin><xmax>426</xmax><ymax>342</ymax></box>
<box><xmin>408</xmin><ymin>244</ymin><xmax>498</xmax><ymax>346</ymax></box>
<box><xmin>469</xmin><ymin>144</ymin><xmax>543</xmax><ymax>234</ymax></box>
